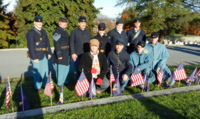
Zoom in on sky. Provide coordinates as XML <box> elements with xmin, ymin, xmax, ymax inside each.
<box><xmin>3</xmin><ymin>0</ymin><xmax>126</xmax><ymax>19</ymax></box>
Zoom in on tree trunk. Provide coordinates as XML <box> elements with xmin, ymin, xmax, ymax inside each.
<box><xmin>158</xmin><ymin>30</ymin><xmax>167</xmax><ymax>44</ymax></box>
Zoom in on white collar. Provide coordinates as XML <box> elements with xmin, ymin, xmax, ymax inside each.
<box><xmin>34</xmin><ymin>25</ymin><xmax>41</xmax><ymax>31</ymax></box>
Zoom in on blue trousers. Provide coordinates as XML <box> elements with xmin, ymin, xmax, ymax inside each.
<box><xmin>54</xmin><ymin>63</ymin><xmax>70</xmax><ymax>86</ymax></box>
<box><xmin>119</xmin><ymin>74</ymin><xmax>130</xmax><ymax>91</ymax></box>
<box><xmin>120</xmin><ymin>78</ymin><xmax>130</xmax><ymax>91</ymax></box>
<box><xmin>31</xmin><ymin>56</ymin><xmax>48</xmax><ymax>90</ymax></box>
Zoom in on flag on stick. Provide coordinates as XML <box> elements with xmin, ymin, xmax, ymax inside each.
<box><xmin>112</xmin><ymin>74</ymin><xmax>122</xmax><ymax>96</ymax></box>
<box><xmin>88</xmin><ymin>78</ymin><xmax>96</xmax><ymax>99</ymax></box>
<box><xmin>44</xmin><ymin>75</ymin><xmax>53</xmax><ymax>97</ymax></box>
<box><xmin>130</xmin><ymin>67</ymin><xmax>144</xmax><ymax>87</ymax></box>
<box><xmin>157</xmin><ymin>65</ymin><xmax>164</xmax><ymax>86</ymax></box>
<box><xmin>140</xmin><ymin>72</ymin><xmax>149</xmax><ymax>92</ymax></box>
<box><xmin>57</xmin><ymin>83</ymin><xmax>64</xmax><ymax>104</ymax></box>
<box><xmin>75</xmin><ymin>71</ymin><xmax>90</xmax><ymax>97</ymax></box>
<box><xmin>185</xmin><ymin>68</ymin><xmax>199</xmax><ymax>86</ymax></box>
<box><xmin>49</xmin><ymin>72</ymin><xmax>54</xmax><ymax>89</ymax></box>
<box><xmin>6</xmin><ymin>78</ymin><xmax>11</xmax><ymax>109</ymax></box>
<box><xmin>174</xmin><ymin>62</ymin><xmax>187</xmax><ymax>80</ymax></box>
<box><xmin>197</xmin><ymin>68</ymin><xmax>200</xmax><ymax>77</ymax></box>
<box><xmin>110</xmin><ymin>66</ymin><xmax>115</xmax><ymax>83</ymax></box>
<box><xmin>163</xmin><ymin>71</ymin><xmax>176</xmax><ymax>88</ymax></box>
<box><xmin>18</xmin><ymin>85</ymin><xmax>30</xmax><ymax>111</ymax></box>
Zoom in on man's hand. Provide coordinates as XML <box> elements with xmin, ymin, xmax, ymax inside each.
<box><xmin>33</xmin><ymin>59</ymin><xmax>39</xmax><ymax>63</ymax></box>
<box><xmin>58</xmin><ymin>57</ymin><xmax>63</xmax><ymax>60</ymax></box>
<box><xmin>156</xmin><ymin>67</ymin><xmax>160</xmax><ymax>73</ymax></box>
<box><xmin>122</xmin><ymin>74</ymin><xmax>128</xmax><ymax>81</ymax></box>
<box><xmin>72</xmin><ymin>54</ymin><xmax>77</xmax><ymax>61</ymax></box>
<box><xmin>48</xmin><ymin>54</ymin><xmax>51</xmax><ymax>59</ymax></box>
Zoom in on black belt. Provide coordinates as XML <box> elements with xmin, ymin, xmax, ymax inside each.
<box><xmin>35</xmin><ymin>48</ymin><xmax>48</xmax><ymax>51</ymax></box>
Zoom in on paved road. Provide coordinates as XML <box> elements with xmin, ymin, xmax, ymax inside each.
<box><xmin>0</xmin><ymin>45</ymin><xmax>199</xmax><ymax>79</ymax></box>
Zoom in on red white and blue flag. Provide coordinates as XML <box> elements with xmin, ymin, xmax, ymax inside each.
<box><xmin>174</xmin><ymin>62</ymin><xmax>187</xmax><ymax>80</ymax></box>
<box><xmin>44</xmin><ymin>75</ymin><xmax>53</xmax><ymax>97</ymax></box>
<box><xmin>110</xmin><ymin>66</ymin><xmax>115</xmax><ymax>83</ymax></box>
<box><xmin>6</xmin><ymin>77</ymin><xmax>12</xmax><ymax>109</ymax></box>
<box><xmin>157</xmin><ymin>65</ymin><xmax>164</xmax><ymax>86</ymax></box>
<box><xmin>75</xmin><ymin>71</ymin><xmax>90</xmax><ymax>97</ymax></box>
<box><xmin>130</xmin><ymin>67</ymin><xmax>144</xmax><ymax>87</ymax></box>
<box><xmin>197</xmin><ymin>68</ymin><xmax>200</xmax><ymax>77</ymax></box>
<box><xmin>49</xmin><ymin>72</ymin><xmax>54</xmax><ymax>90</ymax></box>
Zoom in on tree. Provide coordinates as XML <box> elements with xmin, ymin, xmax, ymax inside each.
<box><xmin>0</xmin><ymin>0</ymin><xmax>16</xmax><ymax>48</ymax></box>
<box><xmin>117</xmin><ymin>0</ymin><xmax>199</xmax><ymax>41</ymax></box>
<box><xmin>181</xmin><ymin>17</ymin><xmax>200</xmax><ymax>36</ymax></box>
<box><xmin>15</xmin><ymin>0</ymin><xmax>99</xmax><ymax>47</ymax></box>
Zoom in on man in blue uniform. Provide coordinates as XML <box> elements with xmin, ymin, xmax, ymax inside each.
<box><xmin>70</xmin><ymin>16</ymin><xmax>92</xmax><ymax>81</ymax></box>
<box><xmin>26</xmin><ymin>16</ymin><xmax>52</xmax><ymax>91</ymax></box>
<box><xmin>107</xmin><ymin>19</ymin><xmax>128</xmax><ymax>51</ymax></box>
<box><xmin>53</xmin><ymin>17</ymin><xmax>70</xmax><ymax>86</ymax></box>
<box><xmin>93</xmin><ymin>23</ymin><xmax>111</xmax><ymax>56</ymax></box>
<box><xmin>107</xmin><ymin>38</ymin><xmax>132</xmax><ymax>91</ymax></box>
<box><xmin>129</xmin><ymin>41</ymin><xmax>152</xmax><ymax>76</ymax></box>
<box><xmin>145</xmin><ymin>32</ymin><xmax>171</xmax><ymax>83</ymax></box>
<box><xmin>127</xmin><ymin>18</ymin><xmax>146</xmax><ymax>54</ymax></box>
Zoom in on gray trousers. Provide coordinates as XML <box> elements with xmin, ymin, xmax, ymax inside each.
<box><xmin>96</xmin><ymin>77</ymin><xmax>109</xmax><ymax>92</ymax></box>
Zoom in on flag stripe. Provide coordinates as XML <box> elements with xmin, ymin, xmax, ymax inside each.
<box><xmin>131</xmin><ymin>73</ymin><xmax>144</xmax><ymax>87</ymax></box>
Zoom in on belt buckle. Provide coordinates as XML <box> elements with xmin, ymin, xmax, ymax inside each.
<box><xmin>100</xmin><ymin>50</ymin><xmax>104</xmax><ymax>52</ymax></box>
<box><xmin>42</xmin><ymin>48</ymin><xmax>46</xmax><ymax>51</ymax></box>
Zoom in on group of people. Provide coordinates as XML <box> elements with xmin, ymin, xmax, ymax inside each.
<box><xmin>26</xmin><ymin>15</ymin><xmax>171</xmax><ymax>94</ymax></box>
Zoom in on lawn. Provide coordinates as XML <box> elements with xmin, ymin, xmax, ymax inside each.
<box><xmin>0</xmin><ymin>64</ymin><xmax>200</xmax><ymax>118</ymax></box>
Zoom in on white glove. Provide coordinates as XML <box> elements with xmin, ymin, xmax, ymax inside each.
<box><xmin>33</xmin><ymin>59</ymin><xmax>39</xmax><ymax>63</ymax></box>
<box><xmin>48</xmin><ymin>54</ymin><xmax>51</xmax><ymax>59</ymax></box>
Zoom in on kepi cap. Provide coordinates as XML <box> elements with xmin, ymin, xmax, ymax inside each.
<box><xmin>151</xmin><ymin>32</ymin><xmax>158</xmax><ymax>38</ymax></box>
<box><xmin>115</xmin><ymin>38</ymin><xmax>124</xmax><ymax>45</ymax></box>
<box><xmin>133</xmin><ymin>18</ymin><xmax>141</xmax><ymax>23</ymax></box>
<box><xmin>98</xmin><ymin>23</ymin><xmax>106</xmax><ymax>30</ymax></box>
<box><xmin>34</xmin><ymin>16</ymin><xmax>43</xmax><ymax>22</ymax></box>
<box><xmin>59</xmin><ymin>17</ymin><xmax>67</xmax><ymax>22</ymax></box>
<box><xmin>116</xmin><ymin>19</ymin><xmax>123</xmax><ymax>25</ymax></box>
<box><xmin>137</xmin><ymin>41</ymin><xmax>145</xmax><ymax>47</ymax></box>
<box><xmin>78</xmin><ymin>16</ymin><xmax>86</xmax><ymax>22</ymax></box>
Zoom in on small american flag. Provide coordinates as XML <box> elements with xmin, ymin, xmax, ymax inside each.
<box><xmin>130</xmin><ymin>67</ymin><xmax>144</xmax><ymax>87</ymax></box>
<box><xmin>110</xmin><ymin>66</ymin><xmax>115</xmax><ymax>83</ymax></box>
<box><xmin>197</xmin><ymin>68</ymin><xmax>200</xmax><ymax>77</ymax></box>
<box><xmin>157</xmin><ymin>65</ymin><xmax>164</xmax><ymax>86</ymax></box>
<box><xmin>75</xmin><ymin>71</ymin><xmax>90</xmax><ymax>97</ymax></box>
<box><xmin>49</xmin><ymin>72</ymin><xmax>54</xmax><ymax>89</ymax></box>
<box><xmin>44</xmin><ymin>75</ymin><xmax>53</xmax><ymax>97</ymax></box>
<box><xmin>174</xmin><ymin>62</ymin><xmax>187</xmax><ymax>80</ymax></box>
<box><xmin>6</xmin><ymin>78</ymin><xmax>11</xmax><ymax>109</ymax></box>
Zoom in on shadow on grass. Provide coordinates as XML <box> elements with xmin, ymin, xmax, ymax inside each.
<box><xmin>0</xmin><ymin>88</ymin><xmax>6</xmax><ymax>109</ymax></box>
<box><xmin>141</xmin><ymin>98</ymin><xmax>187</xmax><ymax>119</ymax></box>
<box><xmin>14</xmin><ymin>72</ymin><xmax>44</xmax><ymax>118</ymax></box>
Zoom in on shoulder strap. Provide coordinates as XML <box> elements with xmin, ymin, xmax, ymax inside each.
<box><xmin>33</xmin><ymin>27</ymin><xmax>42</xmax><ymax>36</ymax></box>
<box><xmin>113</xmin><ymin>52</ymin><xmax>126</xmax><ymax>69</ymax></box>
<box><xmin>32</xmin><ymin>27</ymin><xmax>43</xmax><ymax>46</ymax></box>
<box><xmin>131</xmin><ymin>29</ymin><xmax>141</xmax><ymax>43</ymax></box>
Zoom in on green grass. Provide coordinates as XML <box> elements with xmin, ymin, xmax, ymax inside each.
<box><xmin>31</xmin><ymin>91</ymin><xmax>200</xmax><ymax>119</ymax></box>
<box><xmin>0</xmin><ymin>64</ymin><xmax>200</xmax><ymax>118</ymax></box>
